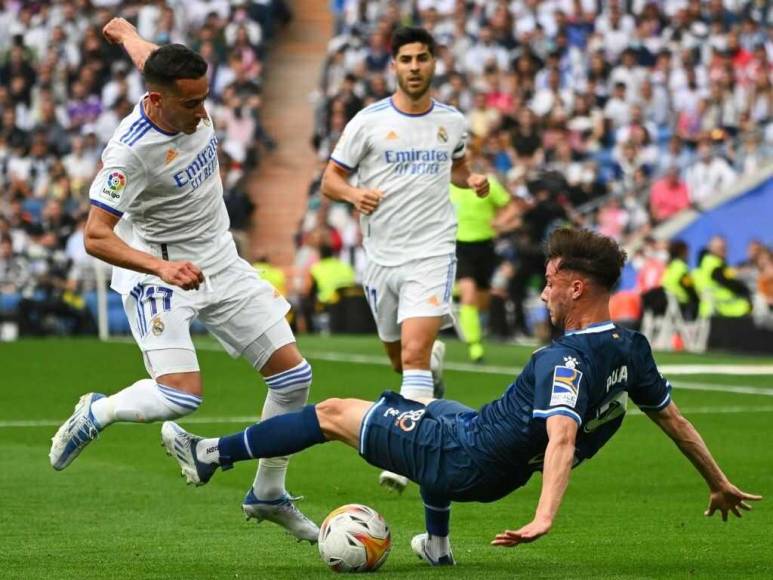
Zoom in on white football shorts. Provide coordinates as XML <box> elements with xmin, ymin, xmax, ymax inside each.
<box><xmin>363</xmin><ymin>253</ymin><xmax>457</xmax><ymax>342</ymax></box>
<box><xmin>122</xmin><ymin>257</ymin><xmax>292</xmax><ymax>376</ymax></box>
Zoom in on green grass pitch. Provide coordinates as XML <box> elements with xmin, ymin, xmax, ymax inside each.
<box><xmin>1</xmin><ymin>335</ymin><xmax>771</xmax><ymax>579</ymax></box>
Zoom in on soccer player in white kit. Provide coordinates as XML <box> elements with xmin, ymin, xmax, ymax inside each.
<box><xmin>48</xmin><ymin>18</ymin><xmax>318</xmax><ymax>542</ymax></box>
<box><xmin>321</xmin><ymin>27</ymin><xmax>489</xmax><ymax>492</ymax></box>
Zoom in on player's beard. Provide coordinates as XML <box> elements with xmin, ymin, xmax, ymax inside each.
<box><xmin>547</xmin><ymin>304</ymin><xmax>566</xmax><ymax>330</ymax></box>
<box><xmin>397</xmin><ymin>73</ymin><xmax>431</xmax><ymax>101</ymax></box>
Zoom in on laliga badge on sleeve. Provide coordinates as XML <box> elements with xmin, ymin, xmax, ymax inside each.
<box><xmin>100</xmin><ymin>170</ymin><xmax>127</xmax><ymax>201</ymax></box>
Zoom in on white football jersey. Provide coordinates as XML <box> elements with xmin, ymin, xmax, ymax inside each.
<box><xmin>331</xmin><ymin>98</ymin><xmax>467</xmax><ymax>267</ymax></box>
<box><xmin>88</xmin><ymin>97</ymin><xmax>238</xmax><ymax>293</ymax></box>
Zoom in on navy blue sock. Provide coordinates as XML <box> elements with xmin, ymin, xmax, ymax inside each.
<box><xmin>421</xmin><ymin>488</ymin><xmax>451</xmax><ymax>537</ymax></box>
<box><xmin>217</xmin><ymin>405</ymin><xmax>326</xmax><ymax>467</ymax></box>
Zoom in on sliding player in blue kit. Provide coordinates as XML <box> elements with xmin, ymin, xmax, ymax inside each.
<box><xmin>161</xmin><ymin>228</ymin><xmax>761</xmax><ymax>565</ymax></box>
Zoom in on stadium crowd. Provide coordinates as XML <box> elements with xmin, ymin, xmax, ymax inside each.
<box><xmin>1</xmin><ymin>1</ymin><xmax>771</xmax><ymax>342</ymax></box>
<box><xmin>294</xmin><ymin>0</ymin><xmax>772</xmax><ymax>339</ymax></box>
<box><xmin>0</xmin><ymin>0</ymin><xmax>291</xmax><ymax>336</ymax></box>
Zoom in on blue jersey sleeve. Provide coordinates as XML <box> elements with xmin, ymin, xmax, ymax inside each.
<box><xmin>629</xmin><ymin>333</ymin><xmax>672</xmax><ymax>411</ymax></box>
<box><xmin>531</xmin><ymin>348</ymin><xmax>589</xmax><ymax>426</ymax></box>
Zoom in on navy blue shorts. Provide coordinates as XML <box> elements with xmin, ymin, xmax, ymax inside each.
<box><xmin>358</xmin><ymin>391</ymin><xmax>508</xmax><ymax>502</ymax></box>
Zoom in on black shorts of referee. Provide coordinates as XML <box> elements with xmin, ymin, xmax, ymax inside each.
<box><xmin>455</xmin><ymin>239</ymin><xmax>500</xmax><ymax>290</ymax></box>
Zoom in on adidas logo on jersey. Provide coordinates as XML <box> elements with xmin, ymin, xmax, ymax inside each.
<box><xmin>386</xmin><ymin>130</ymin><xmax>399</xmax><ymax>140</ymax></box>
<box><xmin>164</xmin><ymin>148</ymin><xmax>179</xmax><ymax>165</ymax></box>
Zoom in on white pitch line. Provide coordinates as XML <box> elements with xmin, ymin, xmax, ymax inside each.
<box><xmin>109</xmin><ymin>338</ymin><xmax>773</xmax><ymax>376</ymax></box>
<box><xmin>0</xmin><ymin>416</ymin><xmax>260</xmax><ymax>429</ymax></box>
<box><xmin>5</xmin><ymin>406</ymin><xmax>773</xmax><ymax>429</ymax></box>
<box><xmin>105</xmin><ymin>339</ymin><xmax>773</xmax><ymax>393</ymax></box>
<box><xmin>653</xmin><ymin>364</ymin><xmax>773</xmax><ymax>375</ymax></box>
<box><xmin>301</xmin><ymin>349</ymin><xmax>773</xmax><ymax>377</ymax></box>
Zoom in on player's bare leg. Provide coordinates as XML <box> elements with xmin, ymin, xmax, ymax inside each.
<box><xmin>379</xmin><ymin>316</ymin><xmax>445</xmax><ymax>493</ymax></box>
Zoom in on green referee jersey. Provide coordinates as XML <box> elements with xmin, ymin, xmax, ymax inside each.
<box><xmin>450</xmin><ymin>176</ymin><xmax>512</xmax><ymax>242</ymax></box>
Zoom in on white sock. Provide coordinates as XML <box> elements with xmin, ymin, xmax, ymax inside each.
<box><xmin>90</xmin><ymin>379</ymin><xmax>202</xmax><ymax>428</ymax></box>
<box><xmin>252</xmin><ymin>360</ymin><xmax>312</xmax><ymax>500</ymax></box>
<box><xmin>428</xmin><ymin>534</ymin><xmax>451</xmax><ymax>556</ymax></box>
<box><xmin>400</xmin><ymin>369</ymin><xmax>433</xmax><ymax>400</ymax></box>
<box><xmin>195</xmin><ymin>438</ymin><xmax>221</xmax><ymax>465</ymax></box>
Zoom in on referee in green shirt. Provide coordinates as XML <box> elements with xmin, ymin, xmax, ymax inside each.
<box><xmin>451</xmin><ymin>173</ymin><xmax>518</xmax><ymax>362</ymax></box>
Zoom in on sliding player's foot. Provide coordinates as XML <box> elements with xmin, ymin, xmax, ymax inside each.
<box><xmin>161</xmin><ymin>421</ymin><xmax>218</xmax><ymax>486</ymax></box>
<box><xmin>411</xmin><ymin>533</ymin><xmax>455</xmax><ymax>566</ymax></box>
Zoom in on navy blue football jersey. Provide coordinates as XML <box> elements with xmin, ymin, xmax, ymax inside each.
<box><xmin>450</xmin><ymin>322</ymin><xmax>671</xmax><ymax>490</ymax></box>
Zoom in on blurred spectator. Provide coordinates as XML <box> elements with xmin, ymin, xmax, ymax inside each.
<box><xmin>298</xmin><ymin>1</ymin><xmax>773</xmax><ymax>336</ymax></box>
<box><xmin>662</xmin><ymin>239</ymin><xmax>700</xmax><ymax>320</ymax></box>
<box><xmin>1</xmin><ymin>1</ymin><xmax>292</xmax><ymax>336</ymax></box>
<box><xmin>685</xmin><ymin>139</ymin><xmax>737</xmax><ymax>206</ymax></box>
<box><xmin>649</xmin><ymin>166</ymin><xmax>690</xmax><ymax>223</ymax></box>
<box><xmin>694</xmin><ymin>236</ymin><xmax>752</xmax><ymax>318</ymax></box>
<box><xmin>0</xmin><ymin>232</ymin><xmax>29</xmax><ymax>294</ymax></box>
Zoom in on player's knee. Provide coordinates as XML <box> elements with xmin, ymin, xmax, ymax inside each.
<box><xmin>401</xmin><ymin>340</ymin><xmax>432</xmax><ymax>368</ymax></box>
<box><xmin>317</xmin><ymin>397</ymin><xmax>354</xmax><ymax>427</ymax></box>
<box><xmin>315</xmin><ymin>398</ymin><xmax>355</xmax><ymax>440</ymax></box>
<box><xmin>155</xmin><ymin>372</ymin><xmax>203</xmax><ymax>398</ymax></box>
<box><xmin>154</xmin><ymin>381</ymin><xmax>203</xmax><ymax>418</ymax></box>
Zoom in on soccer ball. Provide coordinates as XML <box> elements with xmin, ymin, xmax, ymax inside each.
<box><xmin>318</xmin><ymin>504</ymin><xmax>392</xmax><ymax>573</ymax></box>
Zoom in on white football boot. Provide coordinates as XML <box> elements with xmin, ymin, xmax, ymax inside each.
<box><xmin>49</xmin><ymin>393</ymin><xmax>105</xmax><ymax>470</ymax></box>
<box><xmin>160</xmin><ymin>421</ymin><xmax>218</xmax><ymax>486</ymax></box>
<box><xmin>430</xmin><ymin>339</ymin><xmax>446</xmax><ymax>398</ymax></box>
<box><xmin>411</xmin><ymin>533</ymin><xmax>456</xmax><ymax>566</ymax></box>
<box><xmin>378</xmin><ymin>470</ymin><xmax>410</xmax><ymax>493</ymax></box>
<box><xmin>242</xmin><ymin>489</ymin><xmax>320</xmax><ymax>544</ymax></box>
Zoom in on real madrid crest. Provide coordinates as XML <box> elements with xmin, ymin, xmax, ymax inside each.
<box><xmin>437</xmin><ymin>126</ymin><xmax>448</xmax><ymax>143</ymax></box>
<box><xmin>151</xmin><ymin>315</ymin><xmax>165</xmax><ymax>336</ymax></box>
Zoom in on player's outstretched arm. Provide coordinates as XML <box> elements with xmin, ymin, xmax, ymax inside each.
<box><xmin>321</xmin><ymin>161</ymin><xmax>382</xmax><ymax>215</ymax></box>
<box><xmin>492</xmin><ymin>415</ymin><xmax>578</xmax><ymax>547</ymax></box>
<box><xmin>103</xmin><ymin>17</ymin><xmax>159</xmax><ymax>71</ymax></box>
<box><xmin>85</xmin><ymin>206</ymin><xmax>204</xmax><ymax>290</ymax></box>
<box><xmin>645</xmin><ymin>401</ymin><xmax>762</xmax><ymax>521</ymax></box>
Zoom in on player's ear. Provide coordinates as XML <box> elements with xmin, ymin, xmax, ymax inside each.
<box><xmin>570</xmin><ymin>278</ymin><xmax>584</xmax><ymax>300</ymax></box>
<box><xmin>147</xmin><ymin>90</ymin><xmax>163</xmax><ymax>106</ymax></box>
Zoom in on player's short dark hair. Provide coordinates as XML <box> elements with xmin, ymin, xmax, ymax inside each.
<box><xmin>391</xmin><ymin>26</ymin><xmax>437</xmax><ymax>58</ymax></box>
<box><xmin>547</xmin><ymin>228</ymin><xmax>627</xmax><ymax>291</ymax></box>
<box><xmin>143</xmin><ymin>44</ymin><xmax>208</xmax><ymax>89</ymax></box>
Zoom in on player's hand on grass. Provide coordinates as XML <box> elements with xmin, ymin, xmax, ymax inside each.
<box><xmin>352</xmin><ymin>188</ymin><xmax>383</xmax><ymax>215</ymax></box>
<box><xmin>467</xmin><ymin>173</ymin><xmax>490</xmax><ymax>198</ymax></box>
<box><xmin>491</xmin><ymin>517</ymin><xmax>552</xmax><ymax>547</ymax></box>
<box><xmin>705</xmin><ymin>484</ymin><xmax>762</xmax><ymax>521</ymax></box>
<box><xmin>158</xmin><ymin>261</ymin><xmax>205</xmax><ymax>291</ymax></box>
<box><xmin>102</xmin><ymin>17</ymin><xmax>138</xmax><ymax>44</ymax></box>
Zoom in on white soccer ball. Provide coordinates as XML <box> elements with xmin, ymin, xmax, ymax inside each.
<box><xmin>318</xmin><ymin>504</ymin><xmax>392</xmax><ymax>573</ymax></box>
